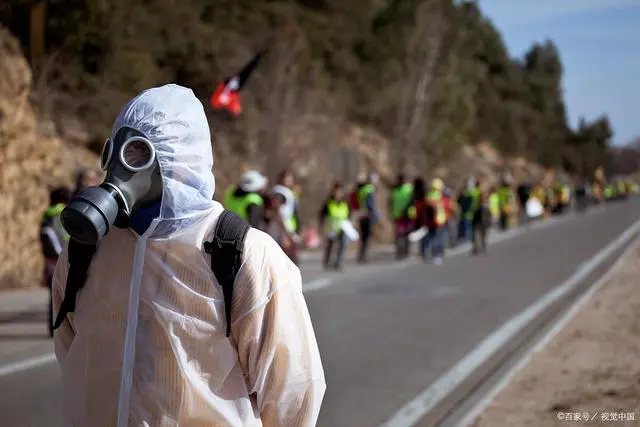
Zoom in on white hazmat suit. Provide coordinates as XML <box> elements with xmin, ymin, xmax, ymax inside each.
<box><xmin>53</xmin><ymin>84</ymin><xmax>326</xmax><ymax>427</ymax></box>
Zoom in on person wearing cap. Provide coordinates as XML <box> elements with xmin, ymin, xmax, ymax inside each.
<box><xmin>267</xmin><ymin>172</ymin><xmax>301</xmax><ymax>265</ymax></box>
<box><xmin>356</xmin><ymin>172</ymin><xmax>380</xmax><ymax>263</ymax></box>
<box><xmin>272</xmin><ymin>169</ymin><xmax>301</xmax><ymax>237</ymax></box>
<box><xmin>421</xmin><ymin>178</ymin><xmax>448</xmax><ymax>265</ymax></box>
<box><xmin>224</xmin><ymin>170</ymin><xmax>268</xmax><ymax>228</ymax></box>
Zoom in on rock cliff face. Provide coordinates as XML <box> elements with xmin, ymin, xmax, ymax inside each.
<box><xmin>0</xmin><ymin>27</ymin><xmax>96</xmax><ymax>289</ymax></box>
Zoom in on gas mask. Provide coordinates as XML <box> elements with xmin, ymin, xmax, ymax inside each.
<box><xmin>61</xmin><ymin>127</ymin><xmax>163</xmax><ymax>245</ymax></box>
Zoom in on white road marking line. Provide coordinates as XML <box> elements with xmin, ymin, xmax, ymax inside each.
<box><xmin>378</xmin><ymin>216</ymin><xmax>640</xmax><ymax>427</ymax></box>
<box><xmin>0</xmin><ymin>352</ymin><xmax>57</xmax><ymax>377</ymax></box>
<box><xmin>303</xmin><ymin>278</ymin><xmax>333</xmax><ymax>292</ymax></box>
<box><xmin>455</xmin><ymin>235</ymin><xmax>640</xmax><ymax>427</ymax></box>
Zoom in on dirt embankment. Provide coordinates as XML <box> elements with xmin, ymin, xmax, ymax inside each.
<box><xmin>0</xmin><ymin>27</ymin><xmax>96</xmax><ymax>290</ymax></box>
<box><xmin>471</xmin><ymin>239</ymin><xmax>640</xmax><ymax>427</ymax></box>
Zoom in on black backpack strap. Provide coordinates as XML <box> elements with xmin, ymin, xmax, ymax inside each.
<box><xmin>203</xmin><ymin>210</ymin><xmax>250</xmax><ymax>337</ymax></box>
<box><xmin>53</xmin><ymin>239</ymin><xmax>97</xmax><ymax>330</ymax></box>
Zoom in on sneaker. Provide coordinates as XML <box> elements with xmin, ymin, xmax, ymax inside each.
<box><xmin>433</xmin><ymin>257</ymin><xmax>443</xmax><ymax>266</ymax></box>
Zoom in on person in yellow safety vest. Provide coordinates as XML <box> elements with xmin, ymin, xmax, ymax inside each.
<box><xmin>554</xmin><ymin>183</ymin><xmax>569</xmax><ymax>214</ymax></box>
<box><xmin>40</xmin><ymin>186</ymin><xmax>72</xmax><ymax>337</ymax></box>
<box><xmin>497</xmin><ymin>180</ymin><xmax>514</xmax><ymax>231</ymax></box>
<box><xmin>224</xmin><ymin>170</ymin><xmax>268</xmax><ymax>228</ymax></box>
<box><xmin>421</xmin><ymin>178</ymin><xmax>447</xmax><ymax>265</ymax></box>
<box><xmin>631</xmin><ymin>181</ymin><xmax>640</xmax><ymax>194</ymax></box>
<box><xmin>356</xmin><ymin>173</ymin><xmax>380</xmax><ymax>263</ymax></box>
<box><xmin>319</xmin><ymin>182</ymin><xmax>350</xmax><ymax>270</ymax></box>
<box><xmin>488</xmin><ymin>188</ymin><xmax>500</xmax><ymax>225</ymax></box>
<box><xmin>616</xmin><ymin>179</ymin><xmax>627</xmax><ymax>199</ymax></box>
<box><xmin>389</xmin><ymin>173</ymin><xmax>414</xmax><ymax>260</ymax></box>
<box><xmin>272</xmin><ymin>169</ymin><xmax>301</xmax><ymax>236</ymax></box>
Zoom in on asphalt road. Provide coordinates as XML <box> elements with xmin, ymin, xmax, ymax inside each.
<box><xmin>0</xmin><ymin>198</ymin><xmax>639</xmax><ymax>427</ymax></box>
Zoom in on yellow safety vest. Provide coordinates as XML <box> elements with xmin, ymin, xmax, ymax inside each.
<box><xmin>489</xmin><ymin>193</ymin><xmax>500</xmax><ymax>219</ymax></box>
<box><xmin>224</xmin><ymin>186</ymin><xmax>264</xmax><ymax>220</ymax></box>
<box><xmin>464</xmin><ymin>187</ymin><xmax>481</xmax><ymax>220</ymax></box>
<box><xmin>327</xmin><ymin>200</ymin><xmax>349</xmax><ymax>231</ymax></box>
<box><xmin>427</xmin><ymin>191</ymin><xmax>447</xmax><ymax>226</ymax></box>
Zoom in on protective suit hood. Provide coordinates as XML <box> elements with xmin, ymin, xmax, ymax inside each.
<box><xmin>111</xmin><ymin>83</ymin><xmax>216</xmax><ymax>237</ymax></box>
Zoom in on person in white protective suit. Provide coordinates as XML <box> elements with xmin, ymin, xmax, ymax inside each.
<box><xmin>52</xmin><ymin>84</ymin><xmax>326</xmax><ymax>427</ymax></box>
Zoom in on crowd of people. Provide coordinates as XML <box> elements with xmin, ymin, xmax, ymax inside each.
<box><xmin>40</xmin><ymin>165</ymin><xmax>640</xmax><ymax>326</ymax></box>
<box><xmin>218</xmin><ymin>168</ymin><xmax>640</xmax><ymax>272</ymax></box>
<box><xmin>42</xmin><ymin>166</ymin><xmax>640</xmax><ymax>296</ymax></box>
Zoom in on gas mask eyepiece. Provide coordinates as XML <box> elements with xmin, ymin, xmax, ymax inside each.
<box><xmin>62</xmin><ymin>128</ymin><xmax>162</xmax><ymax>245</ymax></box>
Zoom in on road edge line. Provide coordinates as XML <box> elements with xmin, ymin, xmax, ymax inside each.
<box><xmin>455</xmin><ymin>233</ymin><xmax>640</xmax><ymax>427</ymax></box>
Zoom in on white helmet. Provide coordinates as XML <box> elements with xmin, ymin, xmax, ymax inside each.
<box><xmin>239</xmin><ymin>170</ymin><xmax>268</xmax><ymax>193</ymax></box>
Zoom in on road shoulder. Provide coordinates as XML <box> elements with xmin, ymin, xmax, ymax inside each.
<box><xmin>468</xmin><ymin>237</ymin><xmax>640</xmax><ymax>427</ymax></box>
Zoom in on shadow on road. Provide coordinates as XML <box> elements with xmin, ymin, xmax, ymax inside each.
<box><xmin>0</xmin><ymin>309</ymin><xmax>47</xmax><ymax>325</ymax></box>
<box><xmin>0</xmin><ymin>309</ymin><xmax>50</xmax><ymax>340</ymax></box>
<box><xmin>0</xmin><ymin>332</ymin><xmax>51</xmax><ymax>341</ymax></box>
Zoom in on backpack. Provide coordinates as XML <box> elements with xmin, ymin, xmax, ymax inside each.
<box><xmin>348</xmin><ymin>190</ymin><xmax>360</xmax><ymax>211</ymax></box>
<box><xmin>53</xmin><ymin>210</ymin><xmax>250</xmax><ymax>338</ymax></box>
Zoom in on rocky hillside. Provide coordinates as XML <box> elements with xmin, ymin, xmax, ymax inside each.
<box><xmin>0</xmin><ymin>25</ymin><xmax>563</xmax><ymax>290</ymax></box>
<box><xmin>0</xmin><ymin>27</ymin><xmax>96</xmax><ymax>290</ymax></box>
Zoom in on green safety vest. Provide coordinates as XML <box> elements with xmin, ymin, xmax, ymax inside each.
<box><xmin>358</xmin><ymin>184</ymin><xmax>375</xmax><ymax>208</ymax></box>
<box><xmin>498</xmin><ymin>186</ymin><xmax>512</xmax><ymax>208</ymax></box>
<box><xmin>464</xmin><ymin>187</ymin><xmax>481</xmax><ymax>220</ymax></box>
<box><xmin>604</xmin><ymin>185</ymin><xmax>614</xmax><ymax>199</ymax></box>
<box><xmin>427</xmin><ymin>191</ymin><xmax>447</xmax><ymax>226</ymax></box>
<box><xmin>42</xmin><ymin>203</ymin><xmax>70</xmax><ymax>242</ymax></box>
<box><xmin>327</xmin><ymin>200</ymin><xmax>349</xmax><ymax>231</ymax></box>
<box><xmin>224</xmin><ymin>186</ymin><xmax>264</xmax><ymax>220</ymax></box>
<box><xmin>390</xmin><ymin>183</ymin><xmax>413</xmax><ymax>220</ymax></box>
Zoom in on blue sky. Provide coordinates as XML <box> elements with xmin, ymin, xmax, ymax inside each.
<box><xmin>479</xmin><ymin>0</ymin><xmax>640</xmax><ymax>145</ymax></box>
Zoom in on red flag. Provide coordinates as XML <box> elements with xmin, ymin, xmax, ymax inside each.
<box><xmin>210</xmin><ymin>49</ymin><xmax>267</xmax><ymax>116</ymax></box>
<box><xmin>210</xmin><ymin>82</ymin><xmax>242</xmax><ymax>116</ymax></box>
